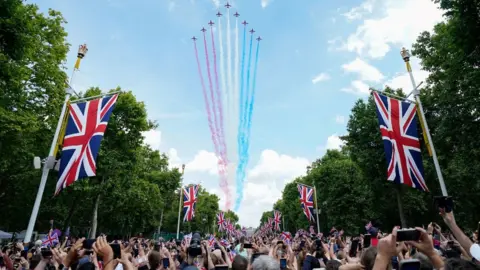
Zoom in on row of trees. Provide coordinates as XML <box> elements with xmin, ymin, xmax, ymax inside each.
<box><xmin>0</xmin><ymin>0</ymin><xmax>228</xmax><ymax>237</ymax></box>
<box><xmin>259</xmin><ymin>0</ymin><xmax>480</xmax><ymax>235</ymax></box>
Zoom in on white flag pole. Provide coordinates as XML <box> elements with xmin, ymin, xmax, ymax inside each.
<box><xmin>24</xmin><ymin>44</ymin><xmax>88</xmax><ymax>243</ymax></box>
<box><xmin>176</xmin><ymin>164</ymin><xmax>185</xmax><ymax>239</ymax></box>
<box><xmin>400</xmin><ymin>48</ymin><xmax>448</xmax><ymax>196</ymax></box>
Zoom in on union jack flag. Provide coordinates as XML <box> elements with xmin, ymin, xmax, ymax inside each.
<box><xmin>42</xmin><ymin>232</ymin><xmax>59</xmax><ymax>247</ymax></box>
<box><xmin>372</xmin><ymin>92</ymin><xmax>428</xmax><ymax>191</ymax></box>
<box><xmin>273</xmin><ymin>210</ymin><xmax>282</xmax><ymax>231</ymax></box>
<box><xmin>297</xmin><ymin>184</ymin><xmax>315</xmax><ymax>221</ymax></box>
<box><xmin>280</xmin><ymin>231</ymin><xmax>292</xmax><ymax>245</ymax></box>
<box><xmin>56</xmin><ymin>94</ymin><xmax>118</xmax><ymax>194</ymax></box>
<box><xmin>217</xmin><ymin>211</ymin><xmax>225</xmax><ymax>231</ymax></box>
<box><xmin>267</xmin><ymin>217</ymin><xmax>273</xmax><ymax>230</ymax></box>
<box><xmin>183</xmin><ymin>184</ymin><xmax>200</xmax><ymax>222</ymax></box>
<box><xmin>208</xmin><ymin>235</ymin><xmax>216</xmax><ymax>247</ymax></box>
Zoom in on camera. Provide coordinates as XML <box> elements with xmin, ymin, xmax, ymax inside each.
<box><xmin>188</xmin><ymin>232</ymin><xmax>202</xmax><ymax>257</ymax></box>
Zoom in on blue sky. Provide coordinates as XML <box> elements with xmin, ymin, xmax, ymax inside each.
<box><xmin>31</xmin><ymin>0</ymin><xmax>443</xmax><ymax>227</ymax></box>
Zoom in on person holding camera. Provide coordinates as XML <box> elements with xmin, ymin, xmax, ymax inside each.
<box><xmin>179</xmin><ymin>233</ymin><xmax>214</xmax><ymax>270</ymax></box>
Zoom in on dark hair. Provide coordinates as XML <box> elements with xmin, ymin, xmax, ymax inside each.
<box><xmin>77</xmin><ymin>262</ymin><xmax>96</xmax><ymax>270</ymax></box>
<box><xmin>148</xmin><ymin>251</ymin><xmax>162</xmax><ymax>270</ymax></box>
<box><xmin>326</xmin><ymin>260</ymin><xmax>341</xmax><ymax>270</ymax></box>
<box><xmin>360</xmin><ymin>247</ymin><xmax>378</xmax><ymax>270</ymax></box>
<box><xmin>444</xmin><ymin>258</ymin><xmax>480</xmax><ymax>270</ymax></box>
<box><xmin>232</xmin><ymin>255</ymin><xmax>248</xmax><ymax>270</ymax></box>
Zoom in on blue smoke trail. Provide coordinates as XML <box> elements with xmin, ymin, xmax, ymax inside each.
<box><xmin>244</xmin><ymin>41</ymin><xmax>260</xmax><ymax>156</ymax></box>
<box><xmin>235</xmin><ymin>32</ymin><xmax>254</xmax><ymax>211</ymax></box>
<box><xmin>237</xmin><ymin>26</ymin><xmax>247</xmax><ymax>158</ymax></box>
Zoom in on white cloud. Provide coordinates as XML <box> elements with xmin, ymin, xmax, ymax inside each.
<box><xmin>186</xmin><ymin>150</ymin><xmax>219</xmax><ymax>175</ymax></box>
<box><xmin>384</xmin><ymin>58</ymin><xmax>429</xmax><ymax>96</ymax></box>
<box><xmin>325</xmin><ymin>134</ymin><xmax>344</xmax><ymax>150</ymax></box>
<box><xmin>312</xmin><ymin>73</ymin><xmax>330</xmax><ymax>84</ymax></box>
<box><xmin>341</xmin><ymin>80</ymin><xmax>371</xmax><ymax>96</ymax></box>
<box><xmin>143</xmin><ymin>129</ymin><xmax>162</xmax><ymax>150</ymax></box>
<box><xmin>343</xmin><ymin>0</ymin><xmax>443</xmax><ymax>59</ymax></box>
<box><xmin>335</xmin><ymin>115</ymin><xmax>346</xmax><ymax>124</ymax></box>
<box><xmin>261</xmin><ymin>0</ymin><xmax>273</xmax><ymax>9</ymax></box>
<box><xmin>342</xmin><ymin>0</ymin><xmax>375</xmax><ymax>21</ymax></box>
<box><xmin>342</xmin><ymin>58</ymin><xmax>384</xmax><ymax>82</ymax></box>
<box><xmin>211</xmin><ymin>0</ymin><xmax>220</xmax><ymax>8</ymax></box>
<box><xmin>178</xmin><ymin>149</ymin><xmax>308</xmax><ymax>227</ymax></box>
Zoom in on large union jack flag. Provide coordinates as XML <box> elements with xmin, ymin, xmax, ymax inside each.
<box><xmin>216</xmin><ymin>211</ymin><xmax>225</xmax><ymax>231</ymax></box>
<box><xmin>372</xmin><ymin>91</ymin><xmax>428</xmax><ymax>191</ymax></box>
<box><xmin>297</xmin><ymin>184</ymin><xmax>315</xmax><ymax>221</ymax></box>
<box><xmin>273</xmin><ymin>210</ymin><xmax>282</xmax><ymax>231</ymax></box>
<box><xmin>56</xmin><ymin>94</ymin><xmax>118</xmax><ymax>194</ymax></box>
<box><xmin>183</xmin><ymin>184</ymin><xmax>200</xmax><ymax>222</ymax></box>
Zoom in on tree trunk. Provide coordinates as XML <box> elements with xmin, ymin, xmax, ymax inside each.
<box><xmin>395</xmin><ymin>186</ymin><xmax>407</xmax><ymax>228</ymax></box>
<box><xmin>157</xmin><ymin>208</ymin><xmax>164</xmax><ymax>236</ymax></box>
<box><xmin>89</xmin><ymin>193</ymin><xmax>101</xmax><ymax>239</ymax></box>
<box><xmin>62</xmin><ymin>193</ymin><xmax>79</xmax><ymax>234</ymax></box>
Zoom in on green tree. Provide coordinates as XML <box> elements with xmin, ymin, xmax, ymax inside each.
<box><xmin>259</xmin><ymin>211</ymin><xmax>273</xmax><ymax>225</ymax></box>
<box><xmin>0</xmin><ymin>0</ymin><xmax>69</xmax><ymax>231</ymax></box>
<box><xmin>411</xmin><ymin>0</ymin><xmax>480</xmax><ymax>227</ymax></box>
<box><xmin>304</xmin><ymin>150</ymin><xmax>372</xmax><ymax>234</ymax></box>
<box><xmin>224</xmin><ymin>210</ymin><xmax>239</xmax><ymax>224</ymax></box>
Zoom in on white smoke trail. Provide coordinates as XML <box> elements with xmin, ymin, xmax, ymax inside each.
<box><xmin>226</xmin><ymin>9</ymin><xmax>235</xmax><ymax>196</ymax></box>
<box><xmin>218</xmin><ymin>14</ymin><xmax>229</xmax><ymax>169</ymax></box>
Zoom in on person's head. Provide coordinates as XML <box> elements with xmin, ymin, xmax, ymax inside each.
<box><xmin>240</xmin><ymin>236</ymin><xmax>245</xmax><ymax>244</ymax></box>
<box><xmin>412</xmin><ymin>252</ymin><xmax>434</xmax><ymax>270</ymax></box>
<box><xmin>326</xmin><ymin>260</ymin><xmax>341</xmax><ymax>270</ymax></box>
<box><xmin>251</xmin><ymin>255</ymin><xmax>280</xmax><ymax>270</ymax></box>
<box><xmin>232</xmin><ymin>255</ymin><xmax>248</xmax><ymax>270</ymax></box>
<box><xmin>443</xmin><ymin>257</ymin><xmax>480</xmax><ymax>270</ymax></box>
<box><xmin>148</xmin><ymin>251</ymin><xmax>162</xmax><ymax>270</ymax></box>
<box><xmin>360</xmin><ymin>247</ymin><xmax>377</xmax><ymax>270</ymax></box>
<box><xmin>77</xmin><ymin>262</ymin><xmax>95</xmax><ymax>270</ymax></box>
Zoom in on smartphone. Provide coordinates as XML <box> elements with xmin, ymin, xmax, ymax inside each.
<box><xmin>363</xmin><ymin>234</ymin><xmax>371</xmax><ymax>248</ymax></box>
<box><xmin>243</xmin><ymin>243</ymin><xmax>252</xmax><ymax>249</ymax></box>
<box><xmin>175</xmin><ymin>240</ymin><xmax>181</xmax><ymax>246</ymax></box>
<box><xmin>434</xmin><ymin>196</ymin><xmax>454</xmax><ymax>213</ymax></box>
<box><xmin>299</xmin><ymin>240</ymin><xmax>305</xmax><ymax>248</ymax></box>
<box><xmin>280</xmin><ymin>258</ymin><xmax>287</xmax><ymax>269</ymax></box>
<box><xmin>399</xmin><ymin>259</ymin><xmax>421</xmax><ymax>270</ymax></box>
<box><xmin>396</xmin><ymin>229</ymin><xmax>421</xmax><ymax>242</ymax></box>
<box><xmin>349</xmin><ymin>240</ymin><xmax>359</xmax><ymax>257</ymax></box>
<box><xmin>162</xmin><ymin>258</ymin><xmax>170</xmax><ymax>269</ymax></box>
<box><xmin>215</xmin><ymin>265</ymin><xmax>228</xmax><ymax>270</ymax></box>
<box><xmin>40</xmin><ymin>248</ymin><xmax>52</xmax><ymax>257</ymax></box>
<box><xmin>110</xmin><ymin>243</ymin><xmax>121</xmax><ymax>259</ymax></box>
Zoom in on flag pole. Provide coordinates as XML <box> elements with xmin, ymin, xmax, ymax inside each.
<box><xmin>176</xmin><ymin>164</ymin><xmax>185</xmax><ymax>239</ymax></box>
<box><xmin>400</xmin><ymin>48</ymin><xmax>448</xmax><ymax>196</ymax></box>
<box><xmin>24</xmin><ymin>44</ymin><xmax>88</xmax><ymax>244</ymax></box>
<box><xmin>313</xmin><ymin>185</ymin><xmax>321</xmax><ymax>234</ymax></box>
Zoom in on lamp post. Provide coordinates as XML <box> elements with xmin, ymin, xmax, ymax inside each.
<box><xmin>24</xmin><ymin>44</ymin><xmax>88</xmax><ymax>243</ymax></box>
<box><xmin>400</xmin><ymin>48</ymin><xmax>448</xmax><ymax>196</ymax></box>
<box><xmin>203</xmin><ymin>218</ymin><xmax>207</xmax><ymax>235</ymax></box>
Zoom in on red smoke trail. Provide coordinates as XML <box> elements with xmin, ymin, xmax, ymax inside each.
<box><xmin>194</xmin><ymin>40</ymin><xmax>220</xmax><ymax>164</ymax></box>
<box><xmin>202</xmin><ymin>32</ymin><xmax>231</xmax><ymax>208</ymax></box>
<box><xmin>210</xmin><ymin>26</ymin><xmax>227</xmax><ymax>164</ymax></box>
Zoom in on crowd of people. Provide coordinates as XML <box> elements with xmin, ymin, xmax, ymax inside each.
<box><xmin>1</xmin><ymin>209</ymin><xmax>479</xmax><ymax>270</ymax></box>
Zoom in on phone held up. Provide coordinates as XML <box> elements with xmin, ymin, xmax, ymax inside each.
<box><xmin>363</xmin><ymin>234</ymin><xmax>371</xmax><ymax>248</ymax></box>
<box><xmin>433</xmin><ymin>196</ymin><xmax>454</xmax><ymax>213</ymax></box>
<box><xmin>162</xmin><ymin>258</ymin><xmax>170</xmax><ymax>269</ymax></box>
<box><xmin>280</xmin><ymin>258</ymin><xmax>287</xmax><ymax>269</ymax></box>
<box><xmin>396</xmin><ymin>229</ymin><xmax>421</xmax><ymax>242</ymax></box>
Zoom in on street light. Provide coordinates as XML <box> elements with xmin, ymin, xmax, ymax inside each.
<box><xmin>202</xmin><ymin>218</ymin><xmax>207</xmax><ymax>234</ymax></box>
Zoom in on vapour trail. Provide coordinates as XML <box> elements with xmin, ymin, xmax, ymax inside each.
<box><xmin>243</xmin><ymin>40</ymin><xmax>260</xmax><ymax>170</ymax></box>
<box><xmin>210</xmin><ymin>25</ymin><xmax>230</xmax><ymax>203</ymax></box>
<box><xmin>193</xmin><ymin>40</ymin><xmax>219</xmax><ymax>162</ymax></box>
<box><xmin>235</xmin><ymin>31</ymin><xmax>254</xmax><ymax>210</ymax></box>
<box><xmin>203</xmin><ymin>31</ymin><xmax>221</xmax><ymax>154</ymax></box>
<box><xmin>210</xmin><ymin>25</ymin><xmax>226</xmax><ymax>162</ymax></box>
